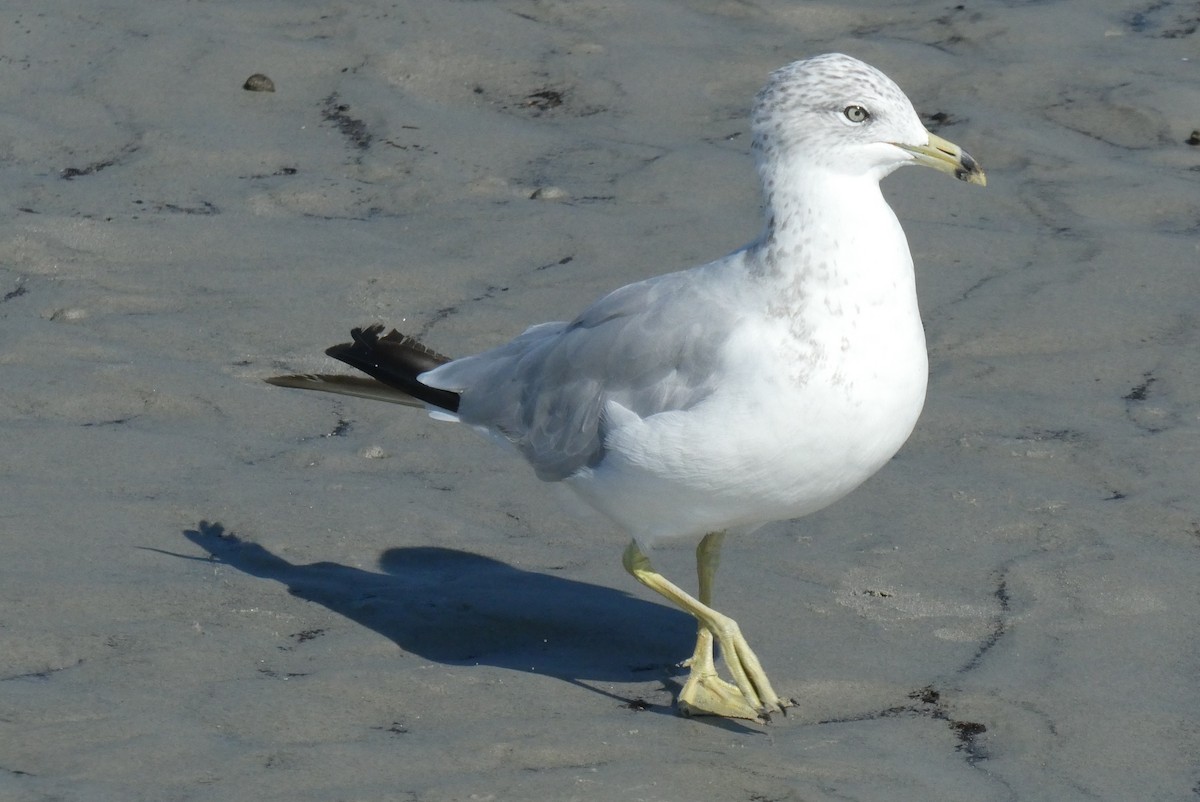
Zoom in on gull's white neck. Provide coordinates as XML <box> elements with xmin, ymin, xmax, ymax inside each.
<box><xmin>741</xmin><ymin>159</ymin><xmax>927</xmax><ymax>402</ymax></box>
<box><xmin>750</xmin><ymin>162</ymin><xmax>914</xmax><ymax>302</ymax></box>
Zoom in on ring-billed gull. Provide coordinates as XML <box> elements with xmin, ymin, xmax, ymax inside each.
<box><xmin>268</xmin><ymin>53</ymin><xmax>985</xmax><ymax>721</ymax></box>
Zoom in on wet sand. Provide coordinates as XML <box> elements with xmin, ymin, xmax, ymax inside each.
<box><xmin>2</xmin><ymin>1</ymin><xmax>1198</xmax><ymax>800</ymax></box>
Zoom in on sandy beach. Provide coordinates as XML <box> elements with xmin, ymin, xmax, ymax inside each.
<box><xmin>2</xmin><ymin>1</ymin><xmax>1198</xmax><ymax>799</ymax></box>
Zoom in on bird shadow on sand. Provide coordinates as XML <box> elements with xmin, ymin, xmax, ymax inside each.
<box><xmin>166</xmin><ymin>520</ymin><xmax>738</xmax><ymax>721</ymax></box>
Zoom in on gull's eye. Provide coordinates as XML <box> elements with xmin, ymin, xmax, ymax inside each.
<box><xmin>843</xmin><ymin>105</ymin><xmax>870</xmax><ymax>123</ymax></box>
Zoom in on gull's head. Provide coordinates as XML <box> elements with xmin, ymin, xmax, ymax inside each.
<box><xmin>752</xmin><ymin>53</ymin><xmax>985</xmax><ymax>187</ymax></box>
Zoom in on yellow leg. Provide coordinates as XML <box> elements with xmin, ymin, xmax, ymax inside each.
<box><xmin>623</xmin><ymin>536</ymin><xmax>789</xmax><ymax>721</ymax></box>
<box><xmin>696</xmin><ymin>530</ymin><xmax>724</xmax><ymax>607</ymax></box>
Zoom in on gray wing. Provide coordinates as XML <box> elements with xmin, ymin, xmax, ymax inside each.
<box><xmin>421</xmin><ymin>263</ymin><xmax>749</xmax><ymax>481</ymax></box>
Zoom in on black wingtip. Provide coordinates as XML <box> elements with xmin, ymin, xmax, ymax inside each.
<box><xmin>324</xmin><ymin>325</ymin><xmax>461</xmax><ymax>413</ymax></box>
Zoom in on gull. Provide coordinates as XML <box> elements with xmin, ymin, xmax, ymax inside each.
<box><xmin>268</xmin><ymin>53</ymin><xmax>985</xmax><ymax>721</ymax></box>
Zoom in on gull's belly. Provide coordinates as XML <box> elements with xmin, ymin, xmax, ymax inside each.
<box><xmin>569</xmin><ymin>324</ymin><xmax>929</xmax><ymax>543</ymax></box>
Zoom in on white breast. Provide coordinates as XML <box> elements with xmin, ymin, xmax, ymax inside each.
<box><xmin>568</xmin><ymin>314</ymin><xmax>926</xmax><ymax>547</ymax></box>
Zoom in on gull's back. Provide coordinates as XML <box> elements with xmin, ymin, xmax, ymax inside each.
<box><xmin>421</xmin><ymin>253</ymin><xmax>755</xmax><ymax>482</ymax></box>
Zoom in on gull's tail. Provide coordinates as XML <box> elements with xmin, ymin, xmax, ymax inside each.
<box><xmin>266</xmin><ymin>324</ymin><xmax>461</xmax><ymax>413</ymax></box>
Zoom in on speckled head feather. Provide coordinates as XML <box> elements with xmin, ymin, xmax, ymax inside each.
<box><xmin>751</xmin><ymin>53</ymin><xmax>929</xmax><ymax>178</ymax></box>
